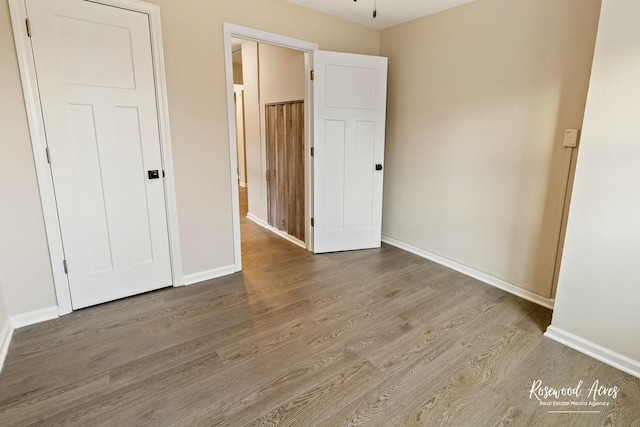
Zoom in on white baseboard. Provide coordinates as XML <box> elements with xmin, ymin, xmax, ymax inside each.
<box><xmin>246</xmin><ymin>213</ymin><xmax>306</xmax><ymax>249</ymax></box>
<box><xmin>381</xmin><ymin>235</ymin><xmax>555</xmax><ymax>309</ymax></box>
<box><xmin>545</xmin><ymin>325</ymin><xmax>640</xmax><ymax>379</ymax></box>
<box><xmin>10</xmin><ymin>306</ymin><xmax>59</xmax><ymax>329</ymax></box>
<box><xmin>0</xmin><ymin>319</ymin><xmax>14</xmax><ymax>373</ymax></box>
<box><xmin>183</xmin><ymin>264</ymin><xmax>236</xmax><ymax>286</ymax></box>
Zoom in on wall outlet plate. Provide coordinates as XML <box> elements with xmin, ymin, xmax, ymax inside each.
<box><xmin>564</xmin><ymin>129</ymin><xmax>579</xmax><ymax>148</ymax></box>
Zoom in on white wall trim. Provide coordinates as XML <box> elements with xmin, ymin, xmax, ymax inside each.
<box><xmin>382</xmin><ymin>235</ymin><xmax>555</xmax><ymax>309</ymax></box>
<box><xmin>545</xmin><ymin>325</ymin><xmax>640</xmax><ymax>379</ymax></box>
<box><xmin>246</xmin><ymin>213</ymin><xmax>306</xmax><ymax>249</ymax></box>
<box><xmin>304</xmin><ymin>51</ymin><xmax>314</xmax><ymax>253</ymax></box>
<box><xmin>0</xmin><ymin>320</ymin><xmax>14</xmax><ymax>373</ymax></box>
<box><xmin>9</xmin><ymin>0</ymin><xmax>72</xmax><ymax>314</ymax></box>
<box><xmin>223</xmin><ymin>23</ymin><xmax>319</xmax><ymax>273</ymax></box>
<box><xmin>183</xmin><ymin>265</ymin><xmax>236</xmax><ymax>286</ymax></box>
<box><xmin>223</xmin><ymin>23</ymin><xmax>319</xmax><ymax>52</ymax></box>
<box><xmin>223</xmin><ymin>24</ymin><xmax>244</xmax><ymax>273</ymax></box>
<box><xmin>8</xmin><ymin>0</ymin><xmax>182</xmax><ymax>315</ymax></box>
<box><xmin>144</xmin><ymin>1</ymin><xmax>184</xmax><ymax>290</ymax></box>
<box><xmin>10</xmin><ymin>306</ymin><xmax>59</xmax><ymax>329</ymax></box>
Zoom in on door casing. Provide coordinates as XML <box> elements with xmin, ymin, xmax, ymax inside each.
<box><xmin>9</xmin><ymin>0</ymin><xmax>182</xmax><ymax>316</ymax></box>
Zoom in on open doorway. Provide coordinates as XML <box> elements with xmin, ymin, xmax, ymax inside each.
<box><xmin>233</xmin><ymin>39</ymin><xmax>306</xmax><ymax>247</ymax></box>
<box><xmin>224</xmin><ymin>24</ymin><xmax>389</xmax><ymax>272</ymax></box>
<box><xmin>227</xmin><ymin>30</ymin><xmax>315</xmax><ymax>264</ymax></box>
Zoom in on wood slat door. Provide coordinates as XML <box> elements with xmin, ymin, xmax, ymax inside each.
<box><xmin>266</xmin><ymin>101</ymin><xmax>305</xmax><ymax>242</ymax></box>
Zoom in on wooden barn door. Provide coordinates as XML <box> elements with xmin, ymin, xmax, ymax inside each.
<box><xmin>265</xmin><ymin>101</ymin><xmax>305</xmax><ymax>243</ymax></box>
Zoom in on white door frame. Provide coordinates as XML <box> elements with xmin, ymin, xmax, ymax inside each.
<box><xmin>9</xmin><ymin>0</ymin><xmax>183</xmax><ymax>316</ymax></box>
<box><xmin>223</xmin><ymin>23</ymin><xmax>318</xmax><ymax>271</ymax></box>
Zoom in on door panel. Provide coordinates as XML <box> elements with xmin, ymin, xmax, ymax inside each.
<box><xmin>26</xmin><ymin>0</ymin><xmax>172</xmax><ymax>309</ymax></box>
<box><xmin>116</xmin><ymin>106</ymin><xmax>155</xmax><ymax>267</ymax></box>
<box><xmin>313</xmin><ymin>51</ymin><xmax>388</xmax><ymax>253</ymax></box>
<box><xmin>354</xmin><ymin>121</ymin><xmax>375</xmax><ymax>231</ymax></box>
<box><xmin>53</xmin><ymin>14</ymin><xmax>136</xmax><ymax>89</ymax></box>
<box><xmin>324</xmin><ymin>120</ymin><xmax>346</xmax><ymax>232</ymax></box>
<box><xmin>325</xmin><ymin>65</ymin><xmax>378</xmax><ymax>109</ymax></box>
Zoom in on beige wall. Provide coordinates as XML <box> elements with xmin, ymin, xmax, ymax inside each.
<box><xmin>550</xmin><ymin>0</ymin><xmax>640</xmax><ymax>366</ymax></box>
<box><xmin>0</xmin><ymin>282</ymin><xmax>7</xmax><ymax>323</ymax></box>
<box><xmin>242</xmin><ymin>41</ymin><xmax>262</xmax><ymax>219</ymax></box>
<box><xmin>0</xmin><ymin>0</ymin><xmax>379</xmax><ymax>317</ymax></box>
<box><xmin>259</xmin><ymin>44</ymin><xmax>306</xmax><ymax>105</ymax></box>
<box><xmin>0</xmin><ymin>1</ymin><xmax>57</xmax><ymax>316</ymax></box>
<box><xmin>0</xmin><ymin>279</ymin><xmax>9</xmax><ymax>371</ymax></box>
<box><xmin>0</xmin><ymin>280</ymin><xmax>9</xmax><ymax>340</ymax></box>
<box><xmin>380</xmin><ymin>0</ymin><xmax>601</xmax><ymax>298</ymax></box>
<box><xmin>233</xmin><ymin>62</ymin><xmax>243</xmax><ymax>85</ymax></box>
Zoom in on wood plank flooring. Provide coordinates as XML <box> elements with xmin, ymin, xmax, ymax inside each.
<box><xmin>1</xmin><ymin>187</ymin><xmax>639</xmax><ymax>426</ymax></box>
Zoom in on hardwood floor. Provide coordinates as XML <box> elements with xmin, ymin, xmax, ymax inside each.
<box><xmin>1</xmin><ymin>187</ymin><xmax>639</xmax><ymax>426</ymax></box>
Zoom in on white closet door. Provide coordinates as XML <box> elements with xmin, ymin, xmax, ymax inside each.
<box><xmin>26</xmin><ymin>0</ymin><xmax>172</xmax><ymax>308</ymax></box>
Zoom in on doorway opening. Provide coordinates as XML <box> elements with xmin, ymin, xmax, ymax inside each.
<box><xmin>231</xmin><ymin>39</ymin><xmax>306</xmax><ymax>248</ymax></box>
<box><xmin>223</xmin><ymin>24</ymin><xmax>318</xmax><ymax>272</ymax></box>
<box><xmin>224</xmin><ymin>24</ymin><xmax>389</xmax><ymax>271</ymax></box>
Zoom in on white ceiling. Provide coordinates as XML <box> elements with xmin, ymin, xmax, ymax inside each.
<box><xmin>285</xmin><ymin>0</ymin><xmax>478</xmax><ymax>30</ymax></box>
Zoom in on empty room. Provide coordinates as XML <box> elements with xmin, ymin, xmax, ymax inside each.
<box><xmin>0</xmin><ymin>0</ymin><xmax>639</xmax><ymax>425</ymax></box>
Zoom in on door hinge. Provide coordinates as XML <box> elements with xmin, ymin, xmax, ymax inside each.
<box><xmin>63</xmin><ymin>260</ymin><xmax>68</xmax><ymax>274</ymax></box>
<box><xmin>310</xmin><ymin>70</ymin><xmax>314</xmax><ymax>81</ymax></box>
<box><xmin>45</xmin><ymin>148</ymin><xmax>51</xmax><ymax>164</ymax></box>
<box><xmin>26</xmin><ymin>18</ymin><xmax>32</xmax><ymax>37</ymax></box>
<box><xmin>310</xmin><ymin>147</ymin><xmax>314</xmax><ymax>157</ymax></box>
<box><xmin>311</xmin><ymin>218</ymin><xmax>314</xmax><ymax>227</ymax></box>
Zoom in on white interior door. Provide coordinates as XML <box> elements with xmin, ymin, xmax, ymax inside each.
<box><xmin>313</xmin><ymin>50</ymin><xmax>388</xmax><ymax>253</ymax></box>
<box><xmin>26</xmin><ymin>0</ymin><xmax>172</xmax><ymax>309</ymax></box>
